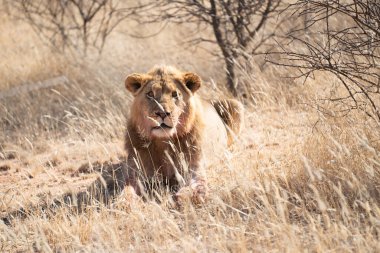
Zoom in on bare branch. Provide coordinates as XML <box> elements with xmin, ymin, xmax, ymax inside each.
<box><xmin>11</xmin><ymin>0</ymin><xmax>149</xmax><ymax>55</ymax></box>
<box><xmin>268</xmin><ymin>0</ymin><xmax>380</xmax><ymax>122</ymax></box>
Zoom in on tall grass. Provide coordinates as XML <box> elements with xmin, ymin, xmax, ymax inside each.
<box><xmin>0</xmin><ymin>6</ymin><xmax>379</xmax><ymax>253</ymax></box>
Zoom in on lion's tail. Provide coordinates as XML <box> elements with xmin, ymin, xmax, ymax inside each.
<box><xmin>211</xmin><ymin>99</ymin><xmax>244</xmax><ymax>145</ymax></box>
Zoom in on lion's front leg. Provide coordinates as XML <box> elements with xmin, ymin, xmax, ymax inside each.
<box><xmin>124</xmin><ymin>154</ymin><xmax>146</xmax><ymax>197</ymax></box>
<box><xmin>175</xmin><ymin>132</ymin><xmax>209</xmax><ymax>205</ymax></box>
<box><xmin>175</xmin><ymin>155</ymin><xmax>208</xmax><ymax>205</ymax></box>
<box><xmin>189</xmin><ymin>175</ymin><xmax>208</xmax><ymax>204</ymax></box>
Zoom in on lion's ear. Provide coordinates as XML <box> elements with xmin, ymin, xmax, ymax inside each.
<box><xmin>183</xmin><ymin>72</ymin><xmax>201</xmax><ymax>93</ymax></box>
<box><xmin>125</xmin><ymin>73</ymin><xmax>148</xmax><ymax>95</ymax></box>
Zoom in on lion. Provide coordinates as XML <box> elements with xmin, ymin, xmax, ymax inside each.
<box><xmin>123</xmin><ymin>66</ymin><xmax>244</xmax><ymax>203</ymax></box>
<box><xmin>0</xmin><ymin>66</ymin><xmax>244</xmax><ymax>224</ymax></box>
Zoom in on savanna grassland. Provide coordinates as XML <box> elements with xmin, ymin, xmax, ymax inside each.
<box><xmin>1</xmin><ymin>2</ymin><xmax>380</xmax><ymax>252</ymax></box>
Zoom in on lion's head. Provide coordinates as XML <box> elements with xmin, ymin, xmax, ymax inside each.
<box><xmin>125</xmin><ymin>66</ymin><xmax>202</xmax><ymax>140</ymax></box>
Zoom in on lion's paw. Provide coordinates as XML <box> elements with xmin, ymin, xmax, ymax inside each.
<box><xmin>174</xmin><ymin>186</ymin><xmax>192</xmax><ymax>205</ymax></box>
<box><xmin>175</xmin><ymin>181</ymin><xmax>208</xmax><ymax>207</ymax></box>
<box><xmin>190</xmin><ymin>181</ymin><xmax>207</xmax><ymax>205</ymax></box>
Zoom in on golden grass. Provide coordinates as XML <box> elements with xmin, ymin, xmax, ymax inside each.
<box><xmin>1</xmin><ymin>8</ymin><xmax>380</xmax><ymax>253</ymax></box>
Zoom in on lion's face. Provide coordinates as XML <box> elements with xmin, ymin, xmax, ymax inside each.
<box><xmin>125</xmin><ymin>67</ymin><xmax>201</xmax><ymax>140</ymax></box>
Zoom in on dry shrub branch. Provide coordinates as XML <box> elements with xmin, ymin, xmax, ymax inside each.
<box><xmin>142</xmin><ymin>0</ymin><xmax>281</xmax><ymax>96</ymax></box>
<box><xmin>269</xmin><ymin>0</ymin><xmax>380</xmax><ymax>123</ymax></box>
<box><xmin>10</xmin><ymin>0</ymin><xmax>147</xmax><ymax>55</ymax></box>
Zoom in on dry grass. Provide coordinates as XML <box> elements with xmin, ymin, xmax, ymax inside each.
<box><xmin>1</xmin><ymin>7</ymin><xmax>380</xmax><ymax>253</ymax></box>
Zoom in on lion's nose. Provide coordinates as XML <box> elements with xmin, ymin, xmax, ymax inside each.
<box><xmin>155</xmin><ymin>111</ymin><xmax>170</xmax><ymax>119</ymax></box>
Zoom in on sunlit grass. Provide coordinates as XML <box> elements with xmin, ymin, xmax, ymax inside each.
<box><xmin>0</xmin><ymin>8</ymin><xmax>379</xmax><ymax>253</ymax></box>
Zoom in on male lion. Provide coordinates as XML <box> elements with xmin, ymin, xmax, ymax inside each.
<box><xmin>0</xmin><ymin>66</ymin><xmax>244</xmax><ymax>224</ymax></box>
<box><xmin>124</xmin><ymin>66</ymin><xmax>243</xmax><ymax>203</ymax></box>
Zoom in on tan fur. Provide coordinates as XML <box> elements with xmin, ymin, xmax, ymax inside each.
<box><xmin>124</xmin><ymin>66</ymin><xmax>244</xmax><ymax>203</ymax></box>
<box><xmin>211</xmin><ymin>99</ymin><xmax>244</xmax><ymax>145</ymax></box>
<box><xmin>0</xmin><ymin>66</ymin><xmax>244</xmax><ymax>223</ymax></box>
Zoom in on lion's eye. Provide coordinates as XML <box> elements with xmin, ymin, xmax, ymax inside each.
<box><xmin>146</xmin><ymin>91</ymin><xmax>154</xmax><ymax>98</ymax></box>
<box><xmin>172</xmin><ymin>91</ymin><xmax>178</xmax><ymax>98</ymax></box>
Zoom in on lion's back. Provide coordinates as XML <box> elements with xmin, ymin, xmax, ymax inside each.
<box><xmin>200</xmin><ymin>99</ymin><xmax>229</xmax><ymax>163</ymax></box>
